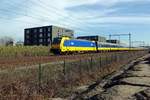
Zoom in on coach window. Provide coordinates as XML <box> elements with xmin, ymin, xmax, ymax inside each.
<box><xmin>98</xmin><ymin>44</ymin><xmax>101</xmax><ymax>47</ymax></box>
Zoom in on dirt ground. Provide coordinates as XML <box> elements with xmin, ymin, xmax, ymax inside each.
<box><xmin>72</xmin><ymin>54</ymin><xmax>150</xmax><ymax>100</ymax></box>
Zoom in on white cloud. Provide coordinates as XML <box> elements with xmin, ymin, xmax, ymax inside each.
<box><xmin>58</xmin><ymin>0</ymin><xmax>150</xmax><ymax>7</ymax></box>
<box><xmin>1</xmin><ymin>0</ymin><xmax>150</xmax><ymax>41</ymax></box>
<box><xmin>14</xmin><ymin>0</ymin><xmax>149</xmax><ymax>27</ymax></box>
<box><xmin>84</xmin><ymin>16</ymin><xmax>150</xmax><ymax>24</ymax></box>
<box><xmin>63</xmin><ymin>0</ymin><xmax>99</xmax><ymax>7</ymax></box>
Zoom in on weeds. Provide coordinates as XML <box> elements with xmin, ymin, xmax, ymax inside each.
<box><xmin>0</xmin><ymin>51</ymin><xmax>148</xmax><ymax>99</ymax></box>
<box><xmin>0</xmin><ymin>46</ymin><xmax>51</xmax><ymax>58</ymax></box>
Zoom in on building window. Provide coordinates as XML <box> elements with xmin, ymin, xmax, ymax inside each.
<box><xmin>65</xmin><ymin>29</ymin><xmax>72</xmax><ymax>32</ymax></box>
<box><xmin>39</xmin><ymin>39</ymin><xmax>43</xmax><ymax>43</ymax></box>
<box><xmin>34</xmin><ymin>29</ymin><xmax>37</xmax><ymax>33</ymax></box>
<box><xmin>39</xmin><ymin>33</ymin><xmax>43</xmax><ymax>38</ymax></box>
<box><xmin>39</xmin><ymin>44</ymin><xmax>43</xmax><ymax>46</ymax></box>
<box><xmin>39</xmin><ymin>28</ymin><xmax>43</xmax><ymax>32</ymax></box>
<box><xmin>48</xmin><ymin>27</ymin><xmax>51</xmax><ymax>32</ymax></box>
<box><xmin>26</xmin><ymin>30</ymin><xmax>30</xmax><ymax>34</ymax></box>
<box><xmin>26</xmin><ymin>40</ymin><xmax>29</xmax><ymax>44</ymax></box>
<box><xmin>43</xmin><ymin>39</ymin><xmax>46</xmax><ymax>42</ymax></box>
<box><xmin>44</xmin><ymin>33</ymin><xmax>47</xmax><ymax>37</ymax></box>
<box><xmin>48</xmin><ymin>38</ymin><xmax>50</xmax><ymax>42</ymax></box>
<box><xmin>48</xmin><ymin>33</ymin><xmax>50</xmax><ymax>37</ymax></box>
<box><xmin>26</xmin><ymin>35</ymin><xmax>30</xmax><ymax>39</ymax></box>
<box><xmin>34</xmin><ymin>40</ymin><xmax>37</xmax><ymax>43</ymax></box>
<box><xmin>34</xmin><ymin>35</ymin><xmax>37</xmax><ymax>38</ymax></box>
<box><xmin>71</xmin><ymin>33</ymin><xmax>74</xmax><ymax>36</ymax></box>
<box><xmin>62</xmin><ymin>29</ymin><xmax>64</xmax><ymax>33</ymax></box>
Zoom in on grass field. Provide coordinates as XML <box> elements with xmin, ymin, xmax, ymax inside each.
<box><xmin>0</xmin><ymin>46</ymin><xmax>52</xmax><ymax>58</ymax></box>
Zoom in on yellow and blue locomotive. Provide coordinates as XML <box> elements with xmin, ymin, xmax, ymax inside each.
<box><xmin>51</xmin><ymin>36</ymin><xmax>143</xmax><ymax>54</ymax></box>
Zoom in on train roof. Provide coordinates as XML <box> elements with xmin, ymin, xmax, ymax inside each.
<box><xmin>98</xmin><ymin>41</ymin><xmax>127</xmax><ymax>47</ymax></box>
<box><xmin>98</xmin><ymin>41</ymin><xmax>120</xmax><ymax>45</ymax></box>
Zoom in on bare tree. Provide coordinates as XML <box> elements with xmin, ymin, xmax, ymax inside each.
<box><xmin>0</xmin><ymin>36</ymin><xmax>14</xmax><ymax>46</ymax></box>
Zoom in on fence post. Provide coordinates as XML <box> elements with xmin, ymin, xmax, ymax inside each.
<box><xmin>63</xmin><ymin>60</ymin><xmax>66</xmax><ymax>75</ymax></box>
<box><xmin>63</xmin><ymin>60</ymin><xmax>66</xmax><ymax>81</ymax></box>
<box><xmin>63</xmin><ymin>60</ymin><xmax>66</xmax><ymax>87</ymax></box>
<box><xmin>105</xmin><ymin>55</ymin><xmax>108</xmax><ymax>66</ymax></box>
<box><xmin>79</xmin><ymin>59</ymin><xmax>82</xmax><ymax>78</ymax></box>
<box><xmin>110</xmin><ymin>54</ymin><xmax>113</xmax><ymax>64</ymax></box>
<box><xmin>99</xmin><ymin>56</ymin><xmax>101</xmax><ymax>69</ymax></box>
<box><xmin>38</xmin><ymin>63</ymin><xmax>42</xmax><ymax>94</ymax></box>
<box><xmin>118</xmin><ymin>53</ymin><xmax>121</xmax><ymax>62</ymax></box>
<box><xmin>90</xmin><ymin>56</ymin><xmax>93</xmax><ymax>72</ymax></box>
<box><xmin>108</xmin><ymin>55</ymin><xmax>110</xmax><ymax>65</ymax></box>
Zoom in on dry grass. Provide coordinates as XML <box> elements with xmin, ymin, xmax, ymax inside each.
<box><xmin>0</xmin><ymin>51</ymin><xmax>147</xmax><ymax>99</ymax></box>
<box><xmin>0</xmin><ymin>46</ymin><xmax>51</xmax><ymax>58</ymax></box>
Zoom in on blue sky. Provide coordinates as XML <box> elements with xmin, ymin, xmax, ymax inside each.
<box><xmin>0</xmin><ymin>0</ymin><xmax>150</xmax><ymax>45</ymax></box>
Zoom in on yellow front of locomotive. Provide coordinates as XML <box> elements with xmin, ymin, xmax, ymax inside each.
<box><xmin>51</xmin><ymin>37</ymin><xmax>70</xmax><ymax>54</ymax></box>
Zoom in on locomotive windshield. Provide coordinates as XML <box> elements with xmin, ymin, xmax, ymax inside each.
<box><xmin>52</xmin><ymin>37</ymin><xmax>62</xmax><ymax>44</ymax></box>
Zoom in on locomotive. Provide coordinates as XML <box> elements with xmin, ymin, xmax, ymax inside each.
<box><xmin>51</xmin><ymin>36</ymin><xmax>143</xmax><ymax>54</ymax></box>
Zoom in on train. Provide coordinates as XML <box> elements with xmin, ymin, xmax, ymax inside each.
<box><xmin>51</xmin><ymin>36</ymin><xmax>145</xmax><ymax>54</ymax></box>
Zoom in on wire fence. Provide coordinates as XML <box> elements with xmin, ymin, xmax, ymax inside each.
<box><xmin>0</xmin><ymin>50</ymin><xmax>149</xmax><ymax>99</ymax></box>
